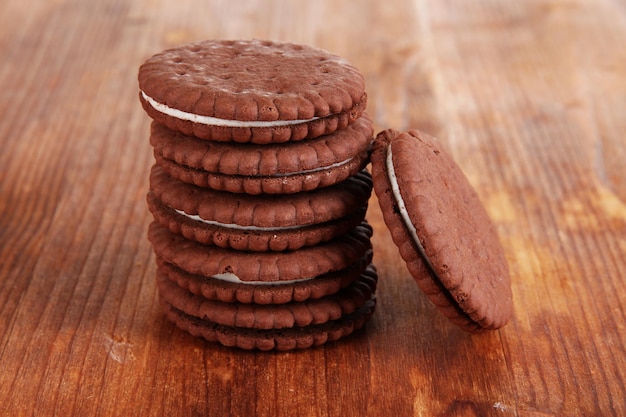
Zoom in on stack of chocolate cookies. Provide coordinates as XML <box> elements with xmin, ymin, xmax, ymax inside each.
<box><xmin>138</xmin><ymin>40</ymin><xmax>377</xmax><ymax>350</ymax></box>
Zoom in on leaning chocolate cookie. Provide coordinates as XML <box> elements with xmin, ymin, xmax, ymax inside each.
<box><xmin>370</xmin><ymin>129</ymin><xmax>513</xmax><ymax>331</ymax></box>
<box><xmin>138</xmin><ymin>39</ymin><xmax>367</xmax><ymax>144</ymax></box>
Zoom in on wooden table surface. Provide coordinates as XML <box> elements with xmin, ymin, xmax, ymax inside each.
<box><xmin>1</xmin><ymin>0</ymin><xmax>625</xmax><ymax>416</ymax></box>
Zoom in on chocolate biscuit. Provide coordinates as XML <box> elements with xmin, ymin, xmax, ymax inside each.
<box><xmin>138</xmin><ymin>39</ymin><xmax>367</xmax><ymax>144</ymax></box>
<box><xmin>156</xmin><ymin>243</ymin><xmax>373</xmax><ymax>304</ymax></box>
<box><xmin>156</xmin><ymin>265</ymin><xmax>377</xmax><ymax>329</ymax></box>
<box><xmin>160</xmin><ymin>297</ymin><xmax>376</xmax><ymax>351</ymax></box>
<box><xmin>370</xmin><ymin>129</ymin><xmax>513</xmax><ymax>331</ymax></box>
<box><xmin>148</xmin><ymin>221</ymin><xmax>374</xmax><ymax>283</ymax></box>
<box><xmin>150</xmin><ymin>114</ymin><xmax>373</xmax><ymax>194</ymax></box>
<box><xmin>148</xmin><ymin>165</ymin><xmax>372</xmax><ymax>251</ymax></box>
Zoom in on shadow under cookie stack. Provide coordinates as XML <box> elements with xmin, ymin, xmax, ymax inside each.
<box><xmin>138</xmin><ymin>40</ymin><xmax>377</xmax><ymax>351</ymax></box>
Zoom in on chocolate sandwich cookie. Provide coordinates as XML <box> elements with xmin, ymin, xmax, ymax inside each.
<box><xmin>148</xmin><ymin>221</ymin><xmax>373</xmax><ymax>283</ymax></box>
<box><xmin>150</xmin><ymin>114</ymin><xmax>374</xmax><ymax>194</ymax></box>
<box><xmin>370</xmin><ymin>129</ymin><xmax>513</xmax><ymax>331</ymax></box>
<box><xmin>158</xmin><ymin>266</ymin><xmax>378</xmax><ymax>351</ymax></box>
<box><xmin>156</xmin><ymin>265</ymin><xmax>377</xmax><ymax>330</ymax></box>
<box><xmin>148</xmin><ymin>165</ymin><xmax>372</xmax><ymax>251</ymax></box>
<box><xmin>160</xmin><ymin>297</ymin><xmax>376</xmax><ymax>351</ymax></box>
<box><xmin>138</xmin><ymin>39</ymin><xmax>367</xmax><ymax>144</ymax></box>
<box><xmin>156</xmin><ymin>244</ymin><xmax>373</xmax><ymax>304</ymax></box>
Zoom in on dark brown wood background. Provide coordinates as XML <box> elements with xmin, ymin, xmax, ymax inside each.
<box><xmin>1</xmin><ymin>0</ymin><xmax>625</xmax><ymax>415</ymax></box>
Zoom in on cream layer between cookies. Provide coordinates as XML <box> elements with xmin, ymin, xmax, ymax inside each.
<box><xmin>174</xmin><ymin>209</ymin><xmax>305</xmax><ymax>231</ymax></box>
<box><xmin>262</xmin><ymin>157</ymin><xmax>355</xmax><ymax>177</ymax></box>
<box><xmin>173</xmin><ymin>209</ymin><xmax>316</xmax><ymax>285</ymax></box>
<box><xmin>386</xmin><ymin>144</ymin><xmax>437</xmax><ymax>273</ymax></box>
<box><xmin>211</xmin><ymin>272</ymin><xmax>314</xmax><ymax>286</ymax></box>
<box><xmin>141</xmin><ymin>91</ymin><xmax>319</xmax><ymax>127</ymax></box>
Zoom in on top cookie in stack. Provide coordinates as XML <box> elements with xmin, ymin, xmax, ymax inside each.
<box><xmin>138</xmin><ymin>40</ymin><xmax>376</xmax><ymax>350</ymax></box>
<box><xmin>139</xmin><ymin>39</ymin><xmax>367</xmax><ymax>145</ymax></box>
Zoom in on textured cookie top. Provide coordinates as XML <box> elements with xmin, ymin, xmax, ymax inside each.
<box><xmin>138</xmin><ymin>39</ymin><xmax>366</xmax><ymax>123</ymax></box>
<box><xmin>371</xmin><ymin>129</ymin><xmax>513</xmax><ymax>331</ymax></box>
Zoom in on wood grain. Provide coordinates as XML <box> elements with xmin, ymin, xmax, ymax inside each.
<box><xmin>1</xmin><ymin>0</ymin><xmax>625</xmax><ymax>416</ymax></box>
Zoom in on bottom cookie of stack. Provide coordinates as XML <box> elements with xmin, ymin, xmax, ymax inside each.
<box><xmin>157</xmin><ymin>265</ymin><xmax>377</xmax><ymax>351</ymax></box>
<box><xmin>148</xmin><ymin>220</ymin><xmax>377</xmax><ymax>351</ymax></box>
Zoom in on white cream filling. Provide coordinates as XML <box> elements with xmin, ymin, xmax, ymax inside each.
<box><xmin>174</xmin><ymin>209</ymin><xmax>304</xmax><ymax>231</ymax></box>
<box><xmin>386</xmin><ymin>144</ymin><xmax>436</xmax><ymax>272</ymax></box>
<box><xmin>211</xmin><ymin>272</ymin><xmax>313</xmax><ymax>286</ymax></box>
<box><xmin>141</xmin><ymin>91</ymin><xmax>319</xmax><ymax>127</ymax></box>
<box><xmin>266</xmin><ymin>157</ymin><xmax>354</xmax><ymax>177</ymax></box>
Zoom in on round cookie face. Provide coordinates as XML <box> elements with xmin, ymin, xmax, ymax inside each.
<box><xmin>150</xmin><ymin>114</ymin><xmax>373</xmax><ymax>194</ymax></box>
<box><xmin>370</xmin><ymin>129</ymin><xmax>513</xmax><ymax>331</ymax></box>
<box><xmin>147</xmin><ymin>165</ymin><xmax>372</xmax><ymax>251</ymax></box>
<box><xmin>138</xmin><ymin>39</ymin><xmax>367</xmax><ymax>143</ymax></box>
